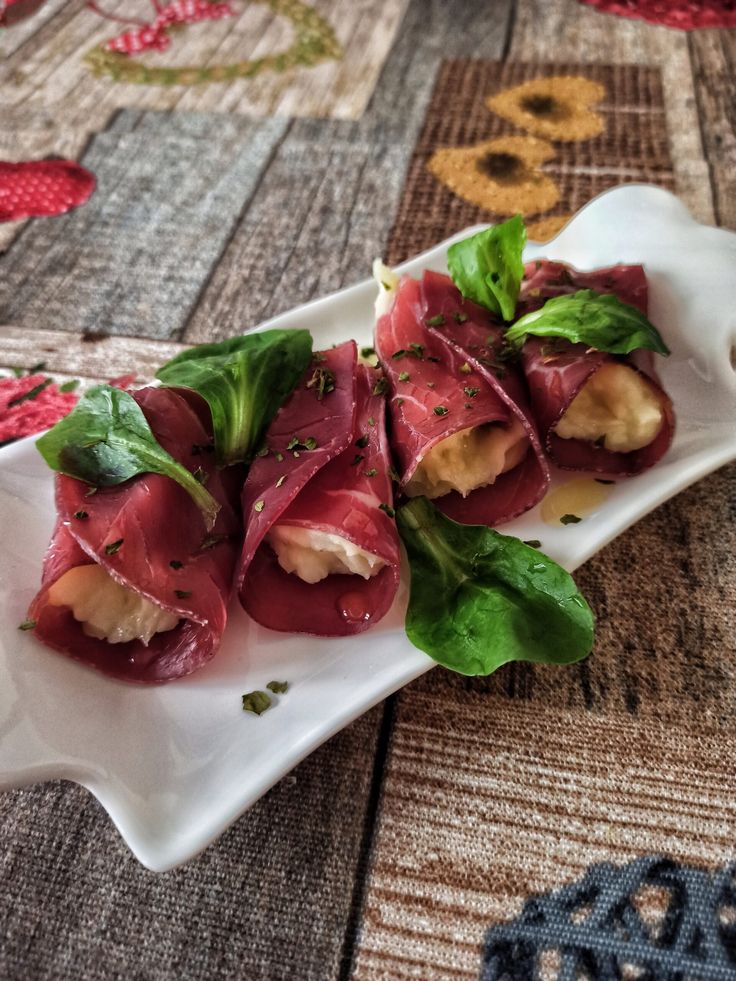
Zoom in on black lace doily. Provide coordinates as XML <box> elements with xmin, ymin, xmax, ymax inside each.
<box><xmin>481</xmin><ymin>856</ymin><xmax>736</xmax><ymax>980</ymax></box>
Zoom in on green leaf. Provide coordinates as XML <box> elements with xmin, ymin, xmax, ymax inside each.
<box><xmin>396</xmin><ymin>497</ymin><xmax>594</xmax><ymax>676</ymax></box>
<box><xmin>242</xmin><ymin>691</ymin><xmax>272</xmax><ymax>715</ymax></box>
<box><xmin>447</xmin><ymin>214</ymin><xmax>526</xmax><ymax>321</ymax></box>
<box><xmin>266</xmin><ymin>680</ymin><xmax>289</xmax><ymax>694</ymax></box>
<box><xmin>505</xmin><ymin>289</ymin><xmax>670</xmax><ymax>355</ymax></box>
<box><xmin>156</xmin><ymin>329</ymin><xmax>313</xmax><ymax>466</ymax></box>
<box><xmin>36</xmin><ymin>385</ymin><xmax>220</xmax><ymax>530</ymax></box>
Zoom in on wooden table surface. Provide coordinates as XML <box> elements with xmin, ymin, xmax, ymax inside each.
<box><xmin>1</xmin><ymin>2</ymin><xmax>735</xmax><ymax>979</ymax></box>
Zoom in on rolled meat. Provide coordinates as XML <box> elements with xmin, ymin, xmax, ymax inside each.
<box><xmin>238</xmin><ymin>341</ymin><xmax>400</xmax><ymax>636</ymax></box>
<box><xmin>374</xmin><ymin>270</ymin><xmax>549</xmax><ymax>527</ymax></box>
<box><xmin>27</xmin><ymin>386</ymin><xmax>242</xmax><ymax>682</ymax></box>
<box><xmin>517</xmin><ymin>261</ymin><xmax>675</xmax><ymax>474</ymax></box>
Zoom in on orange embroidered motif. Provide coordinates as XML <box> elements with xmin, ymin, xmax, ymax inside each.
<box><xmin>486</xmin><ymin>76</ymin><xmax>605</xmax><ymax>142</ymax></box>
<box><xmin>427</xmin><ymin>135</ymin><xmax>559</xmax><ymax>217</ymax></box>
<box><xmin>526</xmin><ymin>214</ymin><xmax>572</xmax><ymax>241</ymax></box>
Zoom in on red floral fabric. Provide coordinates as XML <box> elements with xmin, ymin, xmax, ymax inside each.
<box><xmin>577</xmin><ymin>0</ymin><xmax>736</xmax><ymax>29</ymax></box>
<box><xmin>0</xmin><ymin>376</ymin><xmax>79</xmax><ymax>445</ymax></box>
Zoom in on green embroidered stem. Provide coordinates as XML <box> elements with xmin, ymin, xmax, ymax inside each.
<box><xmin>84</xmin><ymin>0</ymin><xmax>342</xmax><ymax>86</ymax></box>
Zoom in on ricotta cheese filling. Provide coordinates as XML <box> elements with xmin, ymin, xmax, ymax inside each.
<box><xmin>405</xmin><ymin>419</ymin><xmax>528</xmax><ymax>500</ymax></box>
<box><xmin>48</xmin><ymin>565</ymin><xmax>180</xmax><ymax>645</ymax></box>
<box><xmin>555</xmin><ymin>363</ymin><xmax>664</xmax><ymax>452</ymax></box>
<box><xmin>266</xmin><ymin>525</ymin><xmax>386</xmax><ymax>585</ymax></box>
<box><xmin>373</xmin><ymin>259</ymin><xmax>400</xmax><ymax>318</ymax></box>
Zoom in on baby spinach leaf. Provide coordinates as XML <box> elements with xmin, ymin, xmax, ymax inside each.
<box><xmin>447</xmin><ymin>214</ymin><xmax>526</xmax><ymax>321</ymax></box>
<box><xmin>156</xmin><ymin>329</ymin><xmax>313</xmax><ymax>467</ymax></box>
<box><xmin>36</xmin><ymin>385</ymin><xmax>220</xmax><ymax>530</ymax></box>
<box><xmin>397</xmin><ymin>496</ymin><xmax>594</xmax><ymax>676</ymax></box>
<box><xmin>505</xmin><ymin>289</ymin><xmax>670</xmax><ymax>355</ymax></box>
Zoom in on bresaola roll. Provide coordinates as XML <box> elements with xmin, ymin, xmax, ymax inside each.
<box><xmin>375</xmin><ymin>270</ymin><xmax>549</xmax><ymax>527</ymax></box>
<box><xmin>28</xmin><ymin>387</ymin><xmax>242</xmax><ymax>682</ymax></box>
<box><xmin>238</xmin><ymin>341</ymin><xmax>400</xmax><ymax>636</ymax></box>
<box><xmin>516</xmin><ymin>261</ymin><xmax>675</xmax><ymax>474</ymax></box>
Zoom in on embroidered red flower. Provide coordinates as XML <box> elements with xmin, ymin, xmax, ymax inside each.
<box><xmin>577</xmin><ymin>0</ymin><xmax>736</xmax><ymax>29</ymax></box>
<box><xmin>87</xmin><ymin>0</ymin><xmax>235</xmax><ymax>56</ymax></box>
<box><xmin>0</xmin><ymin>376</ymin><xmax>79</xmax><ymax>445</ymax></box>
<box><xmin>0</xmin><ymin>160</ymin><xmax>96</xmax><ymax>223</ymax></box>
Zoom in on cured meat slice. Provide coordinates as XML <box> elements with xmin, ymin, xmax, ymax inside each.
<box><xmin>28</xmin><ymin>387</ymin><xmax>242</xmax><ymax>682</ymax></box>
<box><xmin>238</xmin><ymin>341</ymin><xmax>400</xmax><ymax>636</ymax></box>
<box><xmin>517</xmin><ymin>261</ymin><xmax>675</xmax><ymax>475</ymax></box>
<box><xmin>375</xmin><ymin>271</ymin><xmax>549</xmax><ymax>527</ymax></box>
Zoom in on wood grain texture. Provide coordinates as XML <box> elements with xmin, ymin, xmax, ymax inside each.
<box><xmin>689</xmin><ymin>29</ymin><xmax>736</xmax><ymax>230</ymax></box>
<box><xmin>351</xmin><ymin>692</ymin><xmax>736</xmax><ymax>980</ymax></box>
<box><xmin>0</xmin><ymin>0</ymin><xmax>409</xmax><ymax>134</ymax></box>
<box><xmin>0</xmin><ymin>113</ymin><xmax>289</xmax><ymax>339</ymax></box>
<box><xmin>0</xmin><ymin>325</ymin><xmax>186</xmax><ymax>381</ymax></box>
<box><xmin>184</xmin><ymin>0</ymin><xmax>516</xmax><ymax>341</ymax></box>
<box><xmin>0</xmin><ymin>706</ymin><xmax>386</xmax><ymax>981</ymax></box>
<box><xmin>509</xmin><ymin>0</ymin><xmax>715</xmax><ymax>226</ymax></box>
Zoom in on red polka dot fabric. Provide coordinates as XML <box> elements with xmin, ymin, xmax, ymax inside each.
<box><xmin>577</xmin><ymin>0</ymin><xmax>736</xmax><ymax>28</ymax></box>
<box><xmin>0</xmin><ymin>160</ymin><xmax>96</xmax><ymax>222</ymax></box>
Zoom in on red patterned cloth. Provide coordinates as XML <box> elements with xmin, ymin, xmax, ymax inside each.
<box><xmin>102</xmin><ymin>0</ymin><xmax>235</xmax><ymax>55</ymax></box>
<box><xmin>0</xmin><ymin>376</ymin><xmax>79</xmax><ymax>445</ymax></box>
<box><xmin>577</xmin><ymin>0</ymin><xmax>736</xmax><ymax>28</ymax></box>
<box><xmin>0</xmin><ymin>0</ymin><xmax>48</xmax><ymax>27</ymax></box>
<box><xmin>0</xmin><ymin>160</ymin><xmax>95</xmax><ymax>222</ymax></box>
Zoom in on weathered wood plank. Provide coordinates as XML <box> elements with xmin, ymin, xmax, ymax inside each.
<box><xmin>0</xmin><ymin>114</ymin><xmax>289</xmax><ymax>339</ymax></box>
<box><xmin>0</xmin><ymin>0</ymin><xmax>409</xmax><ymax>145</ymax></box>
<box><xmin>509</xmin><ymin>0</ymin><xmax>715</xmax><ymax>225</ymax></box>
<box><xmin>184</xmin><ymin>0</ymin><xmax>516</xmax><ymax>342</ymax></box>
<box><xmin>0</xmin><ymin>325</ymin><xmax>186</xmax><ymax>381</ymax></box>
<box><xmin>689</xmin><ymin>29</ymin><xmax>736</xmax><ymax>230</ymax></box>
<box><xmin>0</xmin><ymin>707</ymin><xmax>386</xmax><ymax>981</ymax></box>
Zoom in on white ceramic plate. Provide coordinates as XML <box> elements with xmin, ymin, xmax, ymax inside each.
<box><xmin>1</xmin><ymin>186</ymin><xmax>735</xmax><ymax>872</ymax></box>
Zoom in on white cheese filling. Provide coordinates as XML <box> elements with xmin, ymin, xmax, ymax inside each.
<box><xmin>556</xmin><ymin>362</ymin><xmax>664</xmax><ymax>452</ymax></box>
<box><xmin>373</xmin><ymin>259</ymin><xmax>400</xmax><ymax>318</ymax></box>
<box><xmin>48</xmin><ymin>565</ymin><xmax>180</xmax><ymax>646</ymax></box>
<box><xmin>266</xmin><ymin>525</ymin><xmax>386</xmax><ymax>585</ymax></box>
<box><xmin>405</xmin><ymin>419</ymin><xmax>528</xmax><ymax>500</ymax></box>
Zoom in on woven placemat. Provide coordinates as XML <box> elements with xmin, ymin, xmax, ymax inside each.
<box><xmin>387</xmin><ymin>60</ymin><xmax>675</xmax><ymax>263</ymax></box>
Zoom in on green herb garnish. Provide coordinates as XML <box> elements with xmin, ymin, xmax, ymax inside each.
<box><xmin>242</xmin><ymin>691</ymin><xmax>272</xmax><ymax>715</ymax></box>
<box><xmin>169</xmin><ymin>560</ymin><xmax>183</xmax><ymax>569</ymax></box>
<box><xmin>426</xmin><ymin>314</ymin><xmax>446</xmax><ymax>327</ymax></box>
<box><xmin>373</xmin><ymin>378</ymin><xmax>389</xmax><ymax>396</ymax></box>
<box><xmin>59</xmin><ymin>379</ymin><xmax>80</xmax><ymax>393</ymax></box>
<box><xmin>363</xmin><ymin>468</ymin><xmax>378</xmax><ymax>477</ymax></box>
<box><xmin>105</xmin><ymin>539</ymin><xmax>123</xmax><ymax>555</ymax></box>
<box><xmin>379</xmin><ymin>503</ymin><xmax>395</xmax><ymax>518</ymax></box>
<box><xmin>174</xmin><ymin>589</ymin><xmax>192</xmax><ymax>599</ymax></box>
<box><xmin>397</xmin><ymin>497</ymin><xmax>594</xmax><ymax>675</ymax></box>
<box><xmin>560</xmin><ymin>514</ymin><xmax>582</xmax><ymax>525</ymax></box>
<box><xmin>433</xmin><ymin>406</ymin><xmax>449</xmax><ymax>416</ymax></box>
<box><xmin>156</xmin><ymin>329</ymin><xmax>313</xmax><ymax>466</ymax></box>
<box><xmin>447</xmin><ymin>215</ymin><xmax>526</xmax><ymax>321</ymax></box>
<box><xmin>453</xmin><ymin>311</ymin><xmax>469</xmax><ymax>324</ymax></box>
<box><xmin>460</xmin><ymin>363</ymin><xmax>472</xmax><ymax>375</ymax></box>
<box><xmin>505</xmin><ymin>290</ymin><xmax>670</xmax><ymax>355</ymax></box>
<box><xmin>18</xmin><ymin>619</ymin><xmax>37</xmax><ymax>631</ymax></box>
<box><xmin>399</xmin><ymin>371</ymin><xmax>410</xmax><ymax>382</ymax></box>
<box><xmin>254</xmin><ymin>500</ymin><xmax>265</xmax><ymax>513</ymax></box>
<box><xmin>266</xmin><ymin>680</ymin><xmax>289</xmax><ymax>694</ymax></box>
<box><xmin>36</xmin><ymin>385</ymin><xmax>220</xmax><ymax>530</ymax></box>
<box><xmin>351</xmin><ymin>454</ymin><xmax>365</xmax><ymax>466</ymax></box>
<box><xmin>73</xmin><ymin>510</ymin><xmax>88</xmax><ymax>520</ymax></box>
<box><xmin>306</xmin><ymin>365</ymin><xmax>336</xmax><ymax>401</ymax></box>
<box><xmin>523</xmin><ymin>540</ymin><xmax>542</xmax><ymax>548</ymax></box>
<box><xmin>463</xmin><ymin>387</ymin><xmax>480</xmax><ymax>398</ymax></box>
<box><xmin>356</xmin><ymin>435</ymin><xmax>370</xmax><ymax>448</ymax></box>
